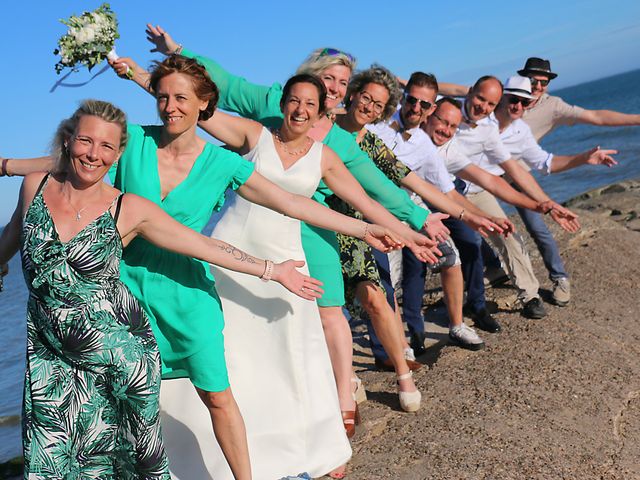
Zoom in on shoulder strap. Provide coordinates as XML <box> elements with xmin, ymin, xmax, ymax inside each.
<box><xmin>112</xmin><ymin>194</ymin><xmax>125</xmax><ymax>224</ymax></box>
<box><xmin>34</xmin><ymin>173</ymin><xmax>50</xmax><ymax>197</ymax></box>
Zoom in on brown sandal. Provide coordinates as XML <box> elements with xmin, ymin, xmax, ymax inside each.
<box><xmin>341</xmin><ymin>405</ymin><xmax>361</xmax><ymax>439</ymax></box>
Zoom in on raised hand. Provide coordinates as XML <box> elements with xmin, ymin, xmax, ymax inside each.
<box><xmin>586</xmin><ymin>146</ymin><xmax>618</xmax><ymax>167</ymax></box>
<box><xmin>272</xmin><ymin>260</ymin><xmax>324</xmax><ymax>300</ymax></box>
<box><xmin>108</xmin><ymin>56</ymin><xmax>140</xmax><ymax>79</ymax></box>
<box><xmin>423</xmin><ymin>212</ymin><xmax>450</xmax><ymax>243</ymax></box>
<box><xmin>363</xmin><ymin>224</ymin><xmax>405</xmax><ymax>253</ymax></box>
<box><xmin>146</xmin><ymin>24</ymin><xmax>180</xmax><ymax>55</ymax></box>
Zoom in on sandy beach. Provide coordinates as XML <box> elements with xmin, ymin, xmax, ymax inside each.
<box><xmin>2</xmin><ymin>179</ymin><xmax>639</xmax><ymax>480</ymax></box>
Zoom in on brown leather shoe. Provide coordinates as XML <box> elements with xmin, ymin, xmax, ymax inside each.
<box><xmin>374</xmin><ymin>357</ymin><xmax>423</xmax><ymax>372</ymax></box>
<box><xmin>341</xmin><ymin>406</ymin><xmax>360</xmax><ymax>439</ymax></box>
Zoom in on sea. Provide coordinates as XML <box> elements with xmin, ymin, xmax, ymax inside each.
<box><xmin>1</xmin><ymin>69</ymin><xmax>639</xmax><ymax>463</ymax></box>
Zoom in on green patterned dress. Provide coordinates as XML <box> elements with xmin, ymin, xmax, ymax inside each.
<box><xmin>326</xmin><ymin>130</ymin><xmax>411</xmax><ymax>317</ymax></box>
<box><xmin>20</xmin><ymin>176</ymin><xmax>170</xmax><ymax>479</ymax></box>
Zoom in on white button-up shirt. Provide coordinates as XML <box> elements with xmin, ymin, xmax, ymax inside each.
<box><xmin>367</xmin><ymin>108</ymin><xmax>455</xmax><ymax>193</ymax></box>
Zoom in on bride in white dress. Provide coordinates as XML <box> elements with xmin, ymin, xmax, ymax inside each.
<box><xmin>160</xmin><ymin>75</ymin><xmax>411</xmax><ymax>479</ymax></box>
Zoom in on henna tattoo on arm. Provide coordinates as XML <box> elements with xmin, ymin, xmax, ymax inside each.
<box><xmin>216</xmin><ymin>243</ymin><xmax>258</xmax><ymax>263</ymax></box>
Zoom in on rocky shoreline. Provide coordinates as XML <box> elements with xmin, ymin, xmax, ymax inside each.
<box><xmin>3</xmin><ymin>179</ymin><xmax>639</xmax><ymax>479</ymax></box>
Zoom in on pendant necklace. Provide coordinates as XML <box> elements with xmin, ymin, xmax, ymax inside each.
<box><xmin>273</xmin><ymin>129</ymin><xmax>311</xmax><ymax>156</ymax></box>
<box><xmin>62</xmin><ymin>186</ymin><xmax>89</xmax><ymax>221</ymax></box>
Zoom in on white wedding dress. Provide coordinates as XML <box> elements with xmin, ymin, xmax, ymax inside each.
<box><xmin>159</xmin><ymin>128</ymin><xmax>351</xmax><ymax>479</ymax></box>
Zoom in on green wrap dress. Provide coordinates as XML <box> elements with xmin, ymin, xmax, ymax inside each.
<box><xmin>181</xmin><ymin>48</ymin><xmax>430</xmax><ymax>306</ymax></box>
<box><xmin>109</xmin><ymin>124</ymin><xmax>254</xmax><ymax>392</ymax></box>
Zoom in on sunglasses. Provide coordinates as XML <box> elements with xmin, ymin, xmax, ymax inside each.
<box><xmin>404</xmin><ymin>94</ymin><xmax>432</xmax><ymax>110</ymax></box>
<box><xmin>318</xmin><ymin>47</ymin><xmax>355</xmax><ymax>63</ymax></box>
<box><xmin>528</xmin><ymin>78</ymin><xmax>550</xmax><ymax>87</ymax></box>
<box><xmin>507</xmin><ymin>95</ymin><xmax>532</xmax><ymax>107</ymax></box>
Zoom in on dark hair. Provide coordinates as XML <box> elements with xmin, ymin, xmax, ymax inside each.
<box><xmin>148</xmin><ymin>55</ymin><xmax>219</xmax><ymax>121</ymax></box>
<box><xmin>436</xmin><ymin>96</ymin><xmax>462</xmax><ymax>110</ymax></box>
<box><xmin>405</xmin><ymin>71</ymin><xmax>439</xmax><ymax>93</ymax></box>
<box><xmin>345</xmin><ymin>64</ymin><xmax>402</xmax><ymax>122</ymax></box>
<box><xmin>280</xmin><ymin>74</ymin><xmax>327</xmax><ymax>115</ymax></box>
<box><xmin>471</xmin><ymin>75</ymin><xmax>503</xmax><ymax>93</ymax></box>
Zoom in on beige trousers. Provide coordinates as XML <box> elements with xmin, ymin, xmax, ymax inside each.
<box><xmin>466</xmin><ymin>189</ymin><xmax>540</xmax><ymax>302</ymax></box>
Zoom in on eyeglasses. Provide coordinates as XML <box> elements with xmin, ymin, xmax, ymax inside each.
<box><xmin>404</xmin><ymin>94</ymin><xmax>432</xmax><ymax>111</ymax></box>
<box><xmin>431</xmin><ymin>113</ymin><xmax>459</xmax><ymax>130</ymax></box>
<box><xmin>318</xmin><ymin>47</ymin><xmax>355</xmax><ymax>63</ymax></box>
<box><xmin>506</xmin><ymin>95</ymin><xmax>532</xmax><ymax>107</ymax></box>
<box><xmin>528</xmin><ymin>77</ymin><xmax>550</xmax><ymax>87</ymax></box>
<box><xmin>357</xmin><ymin>91</ymin><xmax>386</xmax><ymax>113</ymax></box>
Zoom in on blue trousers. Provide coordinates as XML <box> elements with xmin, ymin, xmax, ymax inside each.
<box><xmin>366</xmin><ymin>249</ymin><xmax>397</xmax><ymax>360</ymax></box>
<box><xmin>515</xmin><ymin>206</ymin><xmax>568</xmax><ymax>280</ymax></box>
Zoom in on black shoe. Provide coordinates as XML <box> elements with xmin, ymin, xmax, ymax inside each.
<box><xmin>463</xmin><ymin>306</ymin><xmax>501</xmax><ymax>333</ymax></box>
<box><xmin>409</xmin><ymin>332</ymin><xmax>427</xmax><ymax>357</ymax></box>
<box><xmin>522</xmin><ymin>297</ymin><xmax>547</xmax><ymax>319</ymax></box>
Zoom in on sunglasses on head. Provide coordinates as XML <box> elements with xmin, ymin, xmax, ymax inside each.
<box><xmin>528</xmin><ymin>77</ymin><xmax>550</xmax><ymax>87</ymax></box>
<box><xmin>404</xmin><ymin>94</ymin><xmax>432</xmax><ymax>110</ymax></box>
<box><xmin>318</xmin><ymin>47</ymin><xmax>355</xmax><ymax>63</ymax></box>
<box><xmin>507</xmin><ymin>95</ymin><xmax>532</xmax><ymax>107</ymax></box>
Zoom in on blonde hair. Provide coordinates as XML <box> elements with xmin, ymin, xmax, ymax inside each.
<box><xmin>51</xmin><ymin>99</ymin><xmax>128</xmax><ymax>173</ymax></box>
<box><xmin>295</xmin><ymin>47</ymin><xmax>357</xmax><ymax>77</ymax></box>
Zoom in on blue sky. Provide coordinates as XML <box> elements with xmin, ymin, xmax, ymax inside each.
<box><xmin>1</xmin><ymin>0</ymin><xmax>639</xmax><ymax>224</ymax></box>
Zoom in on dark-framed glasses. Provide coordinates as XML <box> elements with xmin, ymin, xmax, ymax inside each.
<box><xmin>404</xmin><ymin>94</ymin><xmax>432</xmax><ymax>110</ymax></box>
<box><xmin>358</xmin><ymin>91</ymin><xmax>386</xmax><ymax>113</ymax></box>
<box><xmin>431</xmin><ymin>113</ymin><xmax>459</xmax><ymax>130</ymax></box>
<box><xmin>507</xmin><ymin>95</ymin><xmax>532</xmax><ymax>107</ymax></box>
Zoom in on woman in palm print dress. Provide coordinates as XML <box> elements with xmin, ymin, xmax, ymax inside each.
<box><xmin>0</xmin><ymin>99</ymin><xmax>329</xmax><ymax>479</ymax></box>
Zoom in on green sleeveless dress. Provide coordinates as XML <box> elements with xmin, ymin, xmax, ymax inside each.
<box><xmin>109</xmin><ymin>124</ymin><xmax>255</xmax><ymax>392</ymax></box>
<box><xmin>20</xmin><ymin>175</ymin><xmax>170</xmax><ymax>479</ymax></box>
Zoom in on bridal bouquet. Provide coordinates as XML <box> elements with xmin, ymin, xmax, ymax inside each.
<box><xmin>54</xmin><ymin>3</ymin><xmax>120</xmax><ymax>74</ymax></box>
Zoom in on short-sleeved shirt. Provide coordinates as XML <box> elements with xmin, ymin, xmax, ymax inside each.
<box><xmin>367</xmin><ymin>109</ymin><xmax>455</xmax><ymax>193</ymax></box>
<box><xmin>453</xmin><ymin>102</ymin><xmax>512</xmax><ymax>194</ymax></box>
<box><xmin>522</xmin><ymin>93</ymin><xmax>585</xmax><ymax>141</ymax></box>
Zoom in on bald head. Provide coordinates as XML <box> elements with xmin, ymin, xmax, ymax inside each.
<box><xmin>466</xmin><ymin>76</ymin><xmax>503</xmax><ymax>122</ymax></box>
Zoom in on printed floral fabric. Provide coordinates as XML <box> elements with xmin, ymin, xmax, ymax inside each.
<box><xmin>327</xmin><ymin>131</ymin><xmax>411</xmax><ymax>317</ymax></box>
<box><xmin>20</xmin><ymin>178</ymin><xmax>169</xmax><ymax>479</ymax></box>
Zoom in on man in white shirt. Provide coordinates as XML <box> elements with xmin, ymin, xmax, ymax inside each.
<box><xmin>368</xmin><ymin>72</ymin><xmax>487</xmax><ymax>351</ymax></box>
<box><xmin>518</xmin><ymin>57</ymin><xmax>640</xmax><ymax>141</ymax></box>
<box><xmin>481</xmin><ymin>75</ymin><xmax>617</xmax><ymax>305</ymax></box>
<box><xmin>451</xmin><ymin>76</ymin><xmax>580</xmax><ymax>318</ymax></box>
<box><xmin>421</xmin><ymin>97</ymin><xmax>570</xmax><ymax>327</ymax></box>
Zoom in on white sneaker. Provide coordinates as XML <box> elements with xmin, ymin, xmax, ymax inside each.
<box><xmin>552</xmin><ymin>277</ymin><xmax>570</xmax><ymax>306</ymax></box>
<box><xmin>449</xmin><ymin>323</ymin><xmax>485</xmax><ymax>351</ymax></box>
<box><xmin>403</xmin><ymin>347</ymin><xmax>416</xmax><ymax>362</ymax></box>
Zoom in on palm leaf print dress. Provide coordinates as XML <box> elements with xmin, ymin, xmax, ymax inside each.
<box><xmin>19</xmin><ymin>175</ymin><xmax>170</xmax><ymax>479</ymax></box>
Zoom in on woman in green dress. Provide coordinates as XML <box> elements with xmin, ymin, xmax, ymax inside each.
<box><xmin>142</xmin><ymin>27</ymin><xmax>449</xmax><ymax>435</ymax></box>
<box><xmin>0</xmin><ymin>99</ymin><xmax>327</xmax><ymax>479</ymax></box>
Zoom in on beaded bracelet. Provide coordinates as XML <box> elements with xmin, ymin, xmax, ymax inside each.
<box><xmin>260</xmin><ymin>260</ymin><xmax>274</xmax><ymax>282</ymax></box>
<box><xmin>360</xmin><ymin>222</ymin><xmax>369</xmax><ymax>240</ymax></box>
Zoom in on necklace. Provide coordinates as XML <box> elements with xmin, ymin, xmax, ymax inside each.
<box><xmin>61</xmin><ymin>186</ymin><xmax>90</xmax><ymax>221</ymax></box>
<box><xmin>273</xmin><ymin>129</ymin><xmax>311</xmax><ymax>156</ymax></box>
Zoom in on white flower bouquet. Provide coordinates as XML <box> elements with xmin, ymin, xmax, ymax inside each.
<box><xmin>54</xmin><ymin>3</ymin><xmax>120</xmax><ymax>74</ymax></box>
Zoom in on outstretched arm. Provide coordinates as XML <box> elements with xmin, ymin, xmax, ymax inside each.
<box><xmin>119</xmin><ymin>194</ymin><xmax>323</xmax><ymax>300</ymax></box>
<box><xmin>550</xmin><ymin>146</ymin><xmax>618</xmax><ymax>174</ymax></box>
<box><xmin>0</xmin><ymin>156</ymin><xmax>54</xmax><ymax>177</ymax></box>
<box><xmin>198</xmin><ymin>111</ymin><xmax>263</xmax><ymax>154</ymax></box>
<box><xmin>319</xmin><ymin>147</ymin><xmax>440</xmax><ymax>263</ymax></box>
<box><xmin>579</xmin><ymin>108</ymin><xmax>640</xmax><ymax>127</ymax></box>
<box><xmin>236</xmin><ymin>170</ymin><xmax>405</xmax><ymax>255</ymax></box>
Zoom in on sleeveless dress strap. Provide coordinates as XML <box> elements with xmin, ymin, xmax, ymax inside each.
<box><xmin>112</xmin><ymin>194</ymin><xmax>125</xmax><ymax>225</ymax></box>
<box><xmin>34</xmin><ymin>173</ymin><xmax>50</xmax><ymax>197</ymax></box>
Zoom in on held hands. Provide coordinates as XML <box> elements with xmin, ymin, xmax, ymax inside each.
<box><xmin>272</xmin><ymin>260</ymin><xmax>324</xmax><ymax>301</ymax></box>
<box><xmin>423</xmin><ymin>212</ymin><xmax>450</xmax><ymax>243</ymax></box>
<box><xmin>363</xmin><ymin>224</ymin><xmax>405</xmax><ymax>253</ymax></box>
<box><xmin>586</xmin><ymin>146</ymin><xmax>618</xmax><ymax>167</ymax></box>
<box><xmin>146</xmin><ymin>24</ymin><xmax>180</xmax><ymax>55</ymax></box>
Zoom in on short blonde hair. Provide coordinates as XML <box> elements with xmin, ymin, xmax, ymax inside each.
<box><xmin>51</xmin><ymin>99</ymin><xmax>128</xmax><ymax>173</ymax></box>
<box><xmin>295</xmin><ymin>47</ymin><xmax>357</xmax><ymax>77</ymax></box>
